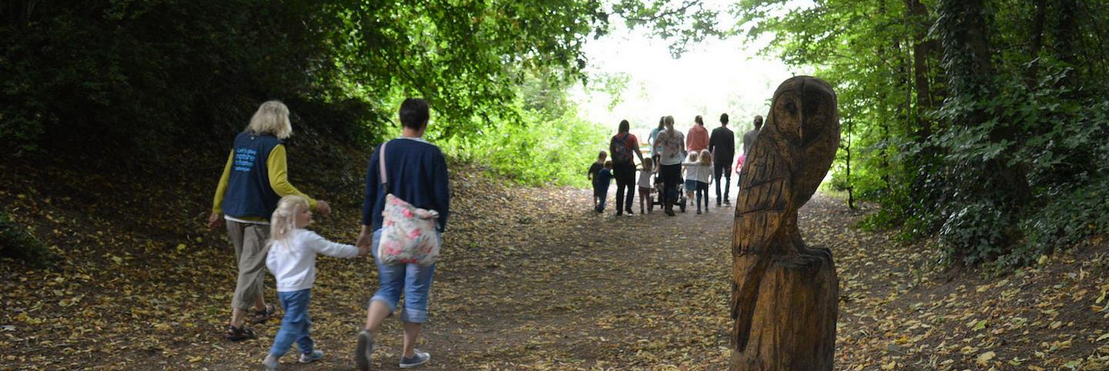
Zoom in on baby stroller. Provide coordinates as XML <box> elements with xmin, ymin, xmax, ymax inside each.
<box><xmin>650</xmin><ymin>170</ymin><xmax>687</xmax><ymax>213</ymax></box>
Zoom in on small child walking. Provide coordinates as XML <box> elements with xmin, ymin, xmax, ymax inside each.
<box><xmin>593</xmin><ymin>160</ymin><xmax>614</xmax><ymax>213</ymax></box>
<box><xmin>262</xmin><ymin>195</ymin><xmax>366</xmax><ymax>371</ymax></box>
<box><xmin>695</xmin><ymin>149</ymin><xmax>713</xmax><ymax>214</ymax></box>
<box><xmin>682</xmin><ymin>151</ymin><xmax>700</xmax><ymax>211</ymax></box>
<box><xmin>637</xmin><ymin>157</ymin><xmax>656</xmax><ymax>214</ymax></box>
<box><xmin>587</xmin><ymin>151</ymin><xmax>608</xmax><ymax>211</ymax></box>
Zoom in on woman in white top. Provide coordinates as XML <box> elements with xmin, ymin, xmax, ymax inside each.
<box><xmin>653</xmin><ymin>115</ymin><xmax>686</xmax><ymax>216</ymax></box>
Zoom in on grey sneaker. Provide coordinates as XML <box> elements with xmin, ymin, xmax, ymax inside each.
<box><xmin>399</xmin><ymin>350</ymin><xmax>430</xmax><ymax>368</ymax></box>
<box><xmin>299</xmin><ymin>349</ymin><xmax>324</xmax><ymax>364</ymax></box>
<box><xmin>354</xmin><ymin>330</ymin><xmax>375</xmax><ymax>371</ymax></box>
<box><xmin>262</xmin><ymin>354</ymin><xmax>280</xmax><ymax>371</ymax></box>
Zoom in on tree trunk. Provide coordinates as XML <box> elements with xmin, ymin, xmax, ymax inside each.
<box><xmin>844</xmin><ymin>131</ymin><xmax>855</xmax><ymax>209</ymax></box>
<box><xmin>905</xmin><ymin>0</ymin><xmax>936</xmax><ymax>140</ymax></box>
<box><xmin>938</xmin><ymin>0</ymin><xmax>1032</xmax><ymax>205</ymax></box>
<box><xmin>730</xmin><ymin>243</ymin><xmax>838</xmax><ymax>370</ymax></box>
<box><xmin>1025</xmin><ymin>0</ymin><xmax>1048</xmax><ymax>87</ymax></box>
<box><xmin>1053</xmin><ymin>0</ymin><xmax>1080</xmax><ymax>89</ymax></box>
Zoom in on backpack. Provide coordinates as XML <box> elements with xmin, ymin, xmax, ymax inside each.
<box><xmin>610</xmin><ymin>133</ymin><xmax>633</xmax><ymax>164</ymax></box>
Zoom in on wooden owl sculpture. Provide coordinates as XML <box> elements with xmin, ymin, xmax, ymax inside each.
<box><xmin>730</xmin><ymin>76</ymin><xmax>840</xmax><ymax>370</ymax></box>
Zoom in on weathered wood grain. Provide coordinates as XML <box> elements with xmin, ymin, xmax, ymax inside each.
<box><xmin>731</xmin><ymin>76</ymin><xmax>841</xmax><ymax>370</ymax></box>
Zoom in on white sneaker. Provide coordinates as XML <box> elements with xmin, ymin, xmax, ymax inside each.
<box><xmin>262</xmin><ymin>354</ymin><xmax>280</xmax><ymax>371</ymax></box>
<box><xmin>299</xmin><ymin>349</ymin><xmax>324</xmax><ymax>363</ymax></box>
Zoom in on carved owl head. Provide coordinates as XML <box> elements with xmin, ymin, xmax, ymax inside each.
<box><xmin>764</xmin><ymin>76</ymin><xmax>841</xmax><ymax>206</ymax></box>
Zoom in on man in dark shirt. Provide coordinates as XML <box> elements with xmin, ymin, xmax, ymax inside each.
<box><xmin>708</xmin><ymin>113</ymin><xmax>736</xmax><ymax>206</ymax></box>
<box><xmin>738</xmin><ymin>115</ymin><xmax>763</xmax><ymax>193</ymax></box>
<box><xmin>742</xmin><ymin>115</ymin><xmax>763</xmax><ymax>157</ymax></box>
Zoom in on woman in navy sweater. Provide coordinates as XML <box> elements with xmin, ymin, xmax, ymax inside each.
<box><xmin>354</xmin><ymin>98</ymin><xmax>449</xmax><ymax>370</ymax></box>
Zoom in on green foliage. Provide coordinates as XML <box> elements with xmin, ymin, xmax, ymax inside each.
<box><xmin>433</xmin><ymin>98</ymin><xmax>608</xmax><ymax>188</ymax></box>
<box><xmin>735</xmin><ymin>0</ymin><xmax>1109</xmax><ymax>269</ymax></box>
<box><xmin>0</xmin><ymin>211</ymin><xmax>55</xmax><ymax>268</ymax></box>
<box><xmin>1</xmin><ymin>0</ymin><xmax>377</xmax><ymax>159</ymax></box>
<box><xmin>1</xmin><ymin>0</ymin><xmax>607</xmax><ymax>164</ymax></box>
<box><xmin>611</xmin><ymin>0</ymin><xmax>724</xmax><ymax>57</ymax></box>
<box><xmin>1007</xmin><ymin>176</ymin><xmax>1109</xmax><ymax>268</ymax></box>
<box><xmin>938</xmin><ymin>200</ymin><xmax>1014</xmax><ymax>266</ymax></box>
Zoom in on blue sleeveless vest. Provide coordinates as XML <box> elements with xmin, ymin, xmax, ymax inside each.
<box><xmin>222</xmin><ymin>132</ymin><xmax>283</xmax><ymax>219</ymax></box>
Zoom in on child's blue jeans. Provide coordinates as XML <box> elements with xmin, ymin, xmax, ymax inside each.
<box><xmin>269</xmin><ymin>289</ymin><xmax>314</xmax><ymax>358</ymax></box>
<box><xmin>370</xmin><ymin>229</ymin><xmax>437</xmax><ymax>323</ymax></box>
<box><xmin>593</xmin><ymin>184</ymin><xmax>609</xmax><ymax>211</ymax></box>
<box><xmin>696</xmin><ymin>181</ymin><xmax>710</xmax><ymax>210</ymax></box>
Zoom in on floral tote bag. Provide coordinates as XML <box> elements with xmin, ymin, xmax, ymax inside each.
<box><xmin>377</xmin><ymin>140</ymin><xmax>440</xmax><ymax>266</ymax></box>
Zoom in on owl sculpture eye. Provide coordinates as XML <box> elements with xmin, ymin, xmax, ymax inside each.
<box><xmin>773</xmin><ymin>93</ymin><xmax>802</xmax><ymax>146</ymax></box>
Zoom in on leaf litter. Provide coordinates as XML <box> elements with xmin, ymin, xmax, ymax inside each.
<box><xmin>2</xmin><ymin>155</ymin><xmax>1108</xmax><ymax>370</ymax></box>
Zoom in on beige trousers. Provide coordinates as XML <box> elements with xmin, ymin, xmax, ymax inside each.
<box><xmin>226</xmin><ymin>220</ymin><xmax>270</xmax><ymax>310</ymax></box>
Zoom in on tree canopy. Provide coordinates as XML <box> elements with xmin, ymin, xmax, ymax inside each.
<box><xmin>1</xmin><ymin>0</ymin><xmax>606</xmax><ymax>159</ymax></box>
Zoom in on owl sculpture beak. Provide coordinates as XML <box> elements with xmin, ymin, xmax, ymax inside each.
<box><xmin>797</xmin><ymin>113</ymin><xmax>804</xmax><ymax>145</ymax></box>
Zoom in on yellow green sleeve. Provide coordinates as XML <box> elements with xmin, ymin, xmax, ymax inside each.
<box><xmin>211</xmin><ymin>150</ymin><xmax>234</xmax><ymax>213</ymax></box>
<box><xmin>267</xmin><ymin>145</ymin><xmax>319</xmax><ymax>210</ymax></box>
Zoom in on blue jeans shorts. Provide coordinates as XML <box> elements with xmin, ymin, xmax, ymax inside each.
<box><xmin>369</xmin><ymin>229</ymin><xmax>437</xmax><ymax>323</ymax></box>
<box><xmin>684</xmin><ymin>179</ymin><xmax>698</xmax><ymax>190</ymax></box>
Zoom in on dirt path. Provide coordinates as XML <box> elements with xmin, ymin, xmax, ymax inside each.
<box><xmin>310</xmin><ymin>184</ymin><xmax>869</xmax><ymax>371</ymax></box>
<box><xmin>342</xmin><ymin>184</ymin><xmax>742</xmax><ymax>370</ymax></box>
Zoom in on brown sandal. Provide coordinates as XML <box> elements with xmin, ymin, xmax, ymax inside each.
<box><xmin>224</xmin><ymin>324</ymin><xmax>256</xmax><ymax>341</ymax></box>
<box><xmin>251</xmin><ymin>304</ymin><xmax>276</xmax><ymax>323</ymax></box>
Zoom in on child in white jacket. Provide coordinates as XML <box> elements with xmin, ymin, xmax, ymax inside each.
<box><xmin>683</xmin><ymin>150</ymin><xmax>714</xmax><ymax>214</ymax></box>
<box><xmin>262</xmin><ymin>195</ymin><xmax>366</xmax><ymax>371</ymax></box>
<box><xmin>694</xmin><ymin>149</ymin><xmax>714</xmax><ymax>214</ymax></box>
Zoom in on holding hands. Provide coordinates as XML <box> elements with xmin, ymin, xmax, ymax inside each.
<box><xmin>355</xmin><ymin>226</ymin><xmax>373</xmax><ymax>258</ymax></box>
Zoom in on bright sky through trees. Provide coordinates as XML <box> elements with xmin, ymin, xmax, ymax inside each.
<box><xmin>573</xmin><ymin>1</ymin><xmax>812</xmax><ymax>136</ymax></box>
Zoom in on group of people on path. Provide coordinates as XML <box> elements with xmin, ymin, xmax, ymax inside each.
<box><xmin>589</xmin><ymin>114</ymin><xmax>764</xmax><ymax>216</ymax></box>
<box><xmin>207</xmin><ymin>99</ymin><xmax>447</xmax><ymax>370</ymax></box>
<box><xmin>205</xmin><ymin>99</ymin><xmax>766</xmax><ymax>371</ymax></box>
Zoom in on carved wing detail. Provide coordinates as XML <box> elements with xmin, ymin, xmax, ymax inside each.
<box><xmin>734</xmin><ymin>136</ymin><xmax>791</xmax><ymax>256</ymax></box>
<box><xmin>731</xmin><ymin>133</ymin><xmax>792</xmax><ymax>351</ymax></box>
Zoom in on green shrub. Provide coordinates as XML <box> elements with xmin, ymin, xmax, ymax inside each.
<box><xmin>938</xmin><ymin>200</ymin><xmax>1015</xmax><ymax>266</ymax></box>
<box><xmin>1002</xmin><ymin>176</ymin><xmax>1109</xmax><ymax>268</ymax></box>
<box><xmin>0</xmin><ymin>211</ymin><xmax>56</xmax><ymax>268</ymax></box>
<box><xmin>436</xmin><ymin>104</ymin><xmax>608</xmax><ymax>188</ymax></box>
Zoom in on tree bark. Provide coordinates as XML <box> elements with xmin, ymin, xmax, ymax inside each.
<box><xmin>905</xmin><ymin>0</ymin><xmax>936</xmax><ymax>139</ymax></box>
<box><xmin>1053</xmin><ymin>0</ymin><xmax>1081</xmax><ymax>89</ymax></box>
<box><xmin>938</xmin><ymin>0</ymin><xmax>1032</xmax><ymax>205</ymax></box>
<box><xmin>1025</xmin><ymin>0</ymin><xmax>1048</xmax><ymax>88</ymax></box>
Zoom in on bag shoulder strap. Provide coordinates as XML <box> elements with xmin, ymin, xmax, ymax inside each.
<box><xmin>379</xmin><ymin>140</ymin><xmax>390</xmax><ymax>193</ymax></box>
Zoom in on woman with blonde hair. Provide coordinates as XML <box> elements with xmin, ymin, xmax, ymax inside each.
<box><xmin>695</xmin><ymin>149</ymin><xmax>714</xmax><ymax>214</ymax></box>
<box><xmin>653</xmin><ymin>115</ymin><xmax>685</xmax><ymax>216</ymax></box>
<box><xmin>207</xmin><ymin>100</ymin><xmax>332</xmax><ymax>341</ymax></box>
